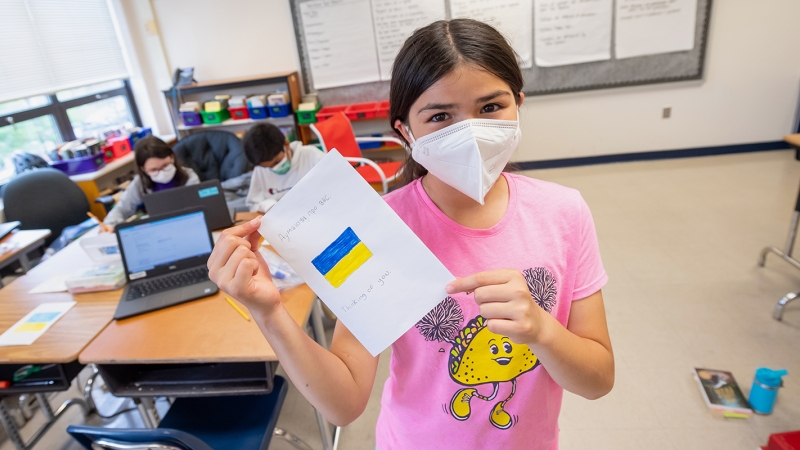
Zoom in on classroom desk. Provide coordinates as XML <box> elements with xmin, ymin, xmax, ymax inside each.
<box><xmin>79</xmin><ymin>256</ymin><xmax>339</xmax><ymax>449</ymax></box>
<box><xmin>70</xmin><ymin>152</ymin><xmax>136</xmax><ymax>220</ymax></box>
<box><xmin>0</xmin><ymin>229</ymin><xmax>118</xmax><ymax>449</ymax></box>
<box><xmin>0</xmin><ymin>229</ymin><xmax>52</xmax><ymax>287</ymax></box>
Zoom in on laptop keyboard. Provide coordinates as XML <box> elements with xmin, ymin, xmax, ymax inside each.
<box><xmin>126</xmin><ymin>267</ymin><xmax>210</xmax><ymax>300</ymax></box>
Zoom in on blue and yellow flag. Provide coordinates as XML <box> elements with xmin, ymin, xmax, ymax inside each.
<box><xmin>312</xmin><ymin>227</ymin><xmax>372</xmax><ymax>288</ymax></box>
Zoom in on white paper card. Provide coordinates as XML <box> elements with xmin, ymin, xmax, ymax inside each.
<box><xmin>615</xmin><ymin>0</ymin><xmax>697</xmax><ymax>59</ymax></box>
<box><xmin>533</xmin><ymin>0</ymin><xmax>612</xmax><ymax>67</ymax></box>
<box><xmin>259</xmin><ymin>150</ymin><xmax>454</xmax><ymax>356</ymax></box>
<box><xmin>28</xmin><ymin>274</ymin><xmax>71</xmax><ymax>294</ymax></box>
<box><xmin>450</xmin><ymin>0</ymin><xmax>534</xmax><ymax>69</ymax></box>
<box><xmin>371</xmin><ymin>0</ymin><xmax>447</xmax><ymax>81</ymax></box>
<box><xmin>300</xmin><ymin>0</ymin><xmax>382</xmax><ymax>89</ymax></box>
<box><xmin>0</xmin><ymin>302</ymin><xmax>76</xmax><ymax>347</ymax></box>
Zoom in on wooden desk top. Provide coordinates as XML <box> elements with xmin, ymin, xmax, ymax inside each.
<box><xmin>0</xmin><ymin>229</ymin><xmax>118</xmax><ymax>363</ymax></box>
<box><xmin>785</xmin><ymin>134</ymin><xmax>800</xmax><ymax>147</ymax></box>
<box><xmin>79</xmin><ymin>284</ymin><xmax>316</xmax><ymax>364</ymax></box>
<box><xmin>0</xmin><ymin>230</ymin><xmax>51</xmax><ymax>266</ymax></box>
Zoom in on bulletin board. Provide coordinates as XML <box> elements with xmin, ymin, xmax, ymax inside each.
<box><xmin>289</xmin><ymin>0</ymin><xmax>713</xmax><ymax>104</ymax></box>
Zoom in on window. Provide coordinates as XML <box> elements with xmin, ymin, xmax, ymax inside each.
<box><xmin>0</xmin><ymin>79</ymin><xmax>141</xmax><ymax>182</ymax></box>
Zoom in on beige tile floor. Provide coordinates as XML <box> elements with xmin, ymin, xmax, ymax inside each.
<box><xmin>3</xmin><ymin>149</ymin><xmax>800</xmax><ymax>450</ymax></box>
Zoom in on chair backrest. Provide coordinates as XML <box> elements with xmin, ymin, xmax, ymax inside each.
<box><xmin>67</xmin><ymin>426</ymin><xmax>213</xmax><ymax>450</ymax></box>
<box><xmin>172</xmin><ymin>131</ymin><xmax>248</xmax><ymax>182</ymax></box>
<box><xmin>3</xmin><ymin>168</ymin><xmax>90</xmax><ymax>246</ymax></box>
<box><xmin>310</xmin><ymin>112</ymin><xmax>363</xmax><ymax>158</ymax></box>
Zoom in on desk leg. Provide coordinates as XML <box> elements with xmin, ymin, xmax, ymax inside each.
<box><xmin>133</xmin><ymin>397</ymin><xmax>159</xmax><ymax>428</ymax></box>
<box><xmin>17</xmin><ymin>252</ymin><xmax>32</xmax><ymax>273</ymax></box>
<box><xmin>310</xmin><ymin>299</ymin><xmax>341</xmax><ymax>450</ymax></box>
<box><xmin>0</xmin><ymin>394</ymin><xmax>89</xmax><ymax>450</ymax></box>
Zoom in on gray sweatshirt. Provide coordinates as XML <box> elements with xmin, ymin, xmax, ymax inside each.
<box><xmin>103</xmin><ymin>168</ymin><xmax>200</xmax><ymax>226</ymax></box>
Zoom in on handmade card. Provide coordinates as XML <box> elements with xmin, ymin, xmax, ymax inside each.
<box><xmin>260</xmin><ymin>150</ymin><xmax>454</xmax><ymax>355</ymax></box>
<box><xmin>0</xmin><ymin>302</ymin><xmax>76</xmax><ymax>347</ymax></box>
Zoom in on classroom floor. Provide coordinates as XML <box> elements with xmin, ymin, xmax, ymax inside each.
<box><xmin>3</xmin><ymin>149</ymin><xmax>800</xmax><ymax>450</ymax></box>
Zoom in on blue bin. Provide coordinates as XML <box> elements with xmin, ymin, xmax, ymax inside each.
<box><xmin>248</xmin><ymin>107</ymin><xmax>269</xmax><ymax>119</ymax></box>
<box><xmin>268</xmin><ymin>104</ymin><xmax>290</xmax><ymax>118</ymax></box>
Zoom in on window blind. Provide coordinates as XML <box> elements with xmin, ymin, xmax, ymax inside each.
<box><xmin>0</xmin><ymin>0</ymin><xmax>129</xmax><ymax>103</ymax></box>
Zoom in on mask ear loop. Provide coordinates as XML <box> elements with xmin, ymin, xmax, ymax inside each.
<box><xmin>402</xmin><ymin>124</ymin><xmax>416</xmax><ymax>154</ymax></box>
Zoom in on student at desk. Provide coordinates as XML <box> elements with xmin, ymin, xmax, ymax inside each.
<box><xmin>243</xmin><ymin>123</ymin><xmax>323</xmax><ymax>213</ymax></box>
<box><xmin>104</xmin><ymin>136</ymin><xmax>199</xmax><ymax>227</ymax></box>
<box><xmin>211</xmin><ymin>19</ymin><xmax>613</xmax><ymax>450</ymax></box>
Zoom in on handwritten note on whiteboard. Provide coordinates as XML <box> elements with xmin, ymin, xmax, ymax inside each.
<box><xmin>300</xmin><ymin>0</ymin><xmax>381</xmax><ymax>89</ymax></box>
<box><xmin>615</xmin><ymin>0</ymin><xmax>698</xmax><ymax>59</ymax></box>
<box><xmin>533</xmin><ymin>0</ymin><xmax>612</xmax><ymax>67</ymax></box>
<box><xmin>259</xmin><ymin>150</ymin><xmax>454</xmax><ymax>356</ymax></box>
<box><xmin>371</xmin><ymin>0</ymin><xmax>446</xmax><ymax>81</ymax></box>
<box><xmin>450</xmin><ymin>0</ymin><xmax>534</xmax><ymax>69</ymax></box>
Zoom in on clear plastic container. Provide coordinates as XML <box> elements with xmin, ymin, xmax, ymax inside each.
<box><xmin>65</xmin><ymin>264</ymin><xmax>126</xmax><ymax>294</ymax></box>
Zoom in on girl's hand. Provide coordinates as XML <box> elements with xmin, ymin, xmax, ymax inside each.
<box><xmin>446</xmin><ymin>269</ymin><xmax>550</xmax><ymax>346</ymax></box>
<box><xmin>207</xmin><ymin>217</ymin><xmax>283</xmax><ymax>317</ymax></box>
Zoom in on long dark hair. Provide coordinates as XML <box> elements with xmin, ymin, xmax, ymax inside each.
<box><xmin>390</xmin><ymin>19</ymin><xmax>524</xmax><ymax>185</ymax></box>
<box><xmin>134</xmin><ymin>136</ymin><xmax>189</xmax><ymax>193</ymax></box>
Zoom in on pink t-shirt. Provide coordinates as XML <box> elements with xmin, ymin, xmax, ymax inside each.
<box><xmin>375</xmin><ymin>173</ymin><xmax>608</xmax><ymax>450</ymax></box>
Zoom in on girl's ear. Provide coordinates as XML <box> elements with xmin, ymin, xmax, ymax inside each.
<box><xmin>393</xmin><ymin>119</ymin><xmax>412</xmax><ymax>144</ymax></box>
<box><xmin>517</xmin><ymin>92</ymin><xmax>525</xmax><ymax>108</ymax></box>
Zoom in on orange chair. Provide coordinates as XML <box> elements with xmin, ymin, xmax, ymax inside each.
<box><xmin>310</xmin><ymin>112</ymin><xmax>403</xmax><ymax>194</ymax></box>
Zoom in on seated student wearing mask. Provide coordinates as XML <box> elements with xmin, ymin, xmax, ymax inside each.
<box><xmin>103</xmin><ymin>136</ymin><xmax>200</xmax><ymax>227</ymax></box>
<box><xmin>243</xmin><ymin>123</ymin><xmax>324</xmax><ymax>213</ymax></box>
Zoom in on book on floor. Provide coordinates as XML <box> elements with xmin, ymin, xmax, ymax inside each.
<box><xmin>693</xmin><ymin>368</ymin><xmax>752</xmax><ymax>417</ymax></box>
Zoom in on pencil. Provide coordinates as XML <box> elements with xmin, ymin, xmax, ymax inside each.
<box><xmin>225</xmin><ymin>297</ymin><xmax>251</xmax><ymax>321</ymax></box>
<box><xmin>87</xmin><ymin>212</ymin><xmax>112</xmax><ymax>232</ymax></box>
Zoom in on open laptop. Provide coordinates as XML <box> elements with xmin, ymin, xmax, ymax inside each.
<box><xmin>113</xmin><ymin>207</ymin><xmax>218</xmax><ymax>320</ymax></box>
<box><xmin>143</xmin><ymin>179</ymin><xmax>233</xmax><ymax>231</ymax></box>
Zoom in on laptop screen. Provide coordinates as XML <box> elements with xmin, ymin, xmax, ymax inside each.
<box><xmin>118</xmin><ymin>210</ymin><xmax>212</xmax><ymax>276</ymax></box>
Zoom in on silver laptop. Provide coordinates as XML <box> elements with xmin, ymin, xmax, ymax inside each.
<box><xmin>113</xmin><ymin>208</ymin><xmax>218</xmax><ymax>320</ymax></box>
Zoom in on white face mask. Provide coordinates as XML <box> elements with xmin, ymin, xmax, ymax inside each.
<box><xmin>148</xmin><ymin>163</ymin><xmax>177</xmax><ymax>184</ymax></box>
<box><xmin>406</xmin><ymin>110</ymin><xmax>521</xmax><ymax>204</ymax></box>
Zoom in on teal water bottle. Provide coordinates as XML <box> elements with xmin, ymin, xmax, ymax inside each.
<box><xmin>749</xmin><ymin>368</ymin><xmax>787</xmax><ymax>414</ymax></box>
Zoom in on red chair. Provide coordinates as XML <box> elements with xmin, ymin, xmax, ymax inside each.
<box><xmin>310</xmin><ymin>112</ymin><xmax>403</xmax><ymax>194</ymax></box>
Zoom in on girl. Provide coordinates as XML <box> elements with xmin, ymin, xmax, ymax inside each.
<box><xmin>208</xmin><ymin>19</ymin><xmax>614</xmax><ymax>449</ymax></box>
<box><xmin>104</xmin><ymin>136</ymin><xmax>199</xmax><ymax>226</ymax></box>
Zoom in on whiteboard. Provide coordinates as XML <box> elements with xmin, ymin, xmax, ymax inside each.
<box><xmin>290</xmin><ymin>0</ymin><xmax>712</xmax><ymax>103</ymax></box>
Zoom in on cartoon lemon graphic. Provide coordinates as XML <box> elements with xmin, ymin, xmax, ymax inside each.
<box><xmin>448</xmin><ymin>316</ymin><xmax>539</xmax><ymax>429</ymax></box>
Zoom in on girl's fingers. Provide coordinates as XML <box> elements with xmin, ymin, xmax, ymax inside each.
<box><xmin>478</xmin><ymin>301</ymin><xmax>516</xmax><ymax>320</ymax></box>
<box><xmin>472</xmin><ymin>284</ymin><xmax>514</xmax><ymax>305</ymax></box>
<box><xmin>208</xmin><ymin>234</ymin><xmax>252</xmax><ymax>271</ymax></box>
<box><xmin>485</xmin><ymin>318</ymin><xmax>522</xmax><ymax>340</ymax></box>
<box><xmin>231</xmin><ymin>257</ymin><xmax>261</xmax><ymax>296</ymax></box>
<box><xmin>215</xmin><ymin>245</ymin><xmax>256</xmax><ymax>287</ymax></box>
<box><xmin>446</xmin><ymin>269</ymin><xmax>513</xmax><ymax>294</ymax></box>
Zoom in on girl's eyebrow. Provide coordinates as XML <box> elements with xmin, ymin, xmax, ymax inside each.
<box><xmin>475</xmin><ymin>90</ymin><xmax>511</xmax><ymax>104</ymax></box>
<box><xmin>417</xmin><ymin>102</ymin><xmax>458</xmax><ymax>114</ymax></box>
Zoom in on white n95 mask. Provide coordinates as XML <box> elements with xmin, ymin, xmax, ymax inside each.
<box><xmin>407</xmin><ymin>112</ymin><xmax>521</xmax><ymax>204</ymax></box>
<box><xmin>148</xmin><ymin>163</ymin><xmax>177</xmax><ymax>184</ymax></box>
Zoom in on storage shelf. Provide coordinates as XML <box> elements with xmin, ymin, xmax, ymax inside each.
<box><xmin>176</xmin><ymin>116</ymin><xmax>295</xmax><ymax>131</ymax></box>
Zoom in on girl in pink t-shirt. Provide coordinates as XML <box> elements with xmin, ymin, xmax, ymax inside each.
<box><xmin>209</xmin><ymin>18</ymin><xmax>614</xmax><ymax>450</ymax></box>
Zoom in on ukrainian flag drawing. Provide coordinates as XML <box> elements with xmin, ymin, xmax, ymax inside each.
<box><xmin>312</xmin><ymin>227</ymin><xmax>372</xmax><ymax>288</ymax></box>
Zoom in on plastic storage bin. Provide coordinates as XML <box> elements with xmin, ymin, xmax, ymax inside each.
<box><xmin>248</xmin><ymin>107</ymin><xmax>269</xmax><ymax>119</ymax></box>
<box><xmin>65</xmin><ymin>264</ymin><xmax>126</xmax><ymax>294</ymax></box>
<box><xmin>345</xmin><ymin>102</ymin><xmax>378</xmax><ymax>120</ymax></box>
<box><xmin>51</xmin><ymin>153</ymin><xmax>106</xmax><ymax>175</ymax></box>
<box><xmin>105</xmin><ymin>136</ymin><xmax>131</xmax><ymax>160</ymax></box>
<box><xmin>316</xmin><ymin>105</ymin><xmax>348</xmax><ymax>122</ymax></box>
<box><xmin>229</xmin><ymin>106</ymin><xmax>250</xmax><ymax>120</ymax></box>
<box><xmin>128</xmin><ymin>128</ymin><xmax>152</xmax><ymax>147</ymax></box>
<box><xmin>181</xmin><ymin>111</ymin><xmax>202</xmax><ymax>126</ymax></box>
<box><xmin>358</xmin><ymin>134</ymin><xmax>383</xmax><ymax>150</ymax></box>
<box><xmin>268</xmin><ymin>104</ymin><xmax>291</xmax><ymax>118</ymax></box>
<box><xmin>202</xmin><ymin>109</ymin><xmax>231</xmax><ymax>124</ymax></box>
<box><xmin>296</xmin><ymin>105</ymin><xmax>321</xmax><ymax>124</ymax></box>
<box><xmin>377</xmin><ymin>100</ymin><xmax>390</xmax><ymax>118</ymax></box>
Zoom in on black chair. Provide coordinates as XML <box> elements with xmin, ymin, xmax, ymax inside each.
<box><xmin>68</xmin><ymin>376</ymin><xmax>311</xmax><ymax>450</ymax></box>
<box><xmin>3</xmin><ymin>168</ymin><xmax>90</xmax><ymax>247</ymax></box>
<box><xmin>173</xmin><ymin>130</ymin><xmax>249</xmax><ymax>182</ymax></box>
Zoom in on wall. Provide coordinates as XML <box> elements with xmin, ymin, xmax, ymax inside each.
<box><xmin>128</xmin><ymin>0</ymin><xmax>800</xmax><ymax>161</ymax></box>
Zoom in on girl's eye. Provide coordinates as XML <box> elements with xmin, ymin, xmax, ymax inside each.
<box><xmin>429</xmin><ymin>112</ymin><xmax>449</xmax><ymax>122</ymax></box>
<box><xmin>481</xmin><ymin>103</ymin><xmax>501</xmax><ymax>113</ymax></box>
<box><xmin>503</xmin><ymin>342</ymin><xmax>513</xmax><ymax>354</ymax></box>
<box><xmin>490</xmin><ymin>344</ymin><xmax>498</xmax><ymax>355</ymax></box>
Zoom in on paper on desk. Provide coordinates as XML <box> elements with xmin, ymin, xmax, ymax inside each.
<box><xmin>0</xmin><ymin>302</ymin><xmax>76</xmax><ymax>346</ymax></box>
<box><xmin>259</xmin><ymin>150</ymin><xmax>455</xmax><ymax>356</ymax></box>
<box><xmin>28</xmin><ymin>274</ymin><xmax>71</xmax><ymax>294</ymax></box>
